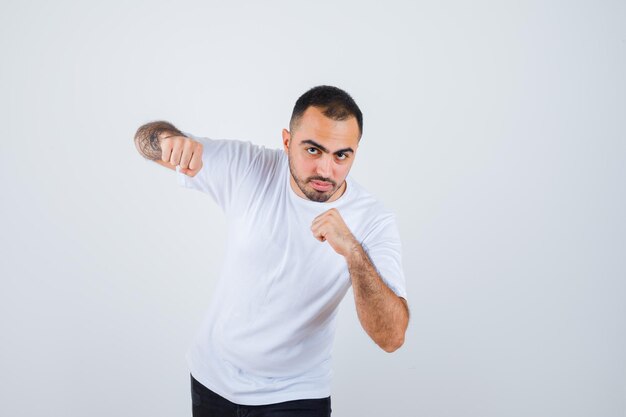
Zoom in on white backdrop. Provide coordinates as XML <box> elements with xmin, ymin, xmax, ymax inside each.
<box><xmin>1</xmin><ymin>1</ymin><xmax>625</xmax><ymax>416</ymax></box>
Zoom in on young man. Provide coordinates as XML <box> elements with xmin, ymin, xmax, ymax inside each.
<box><xmin>134</xmin><ymin>85</ymin><xmax>409</xmax><ymax>417</ymax></box>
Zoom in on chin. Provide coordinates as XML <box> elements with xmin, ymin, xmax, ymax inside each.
<box><xmin>304</xmin><ymin>187</ymin><xmax>338</xmax><ymax>202</ymax></box>
<box><xmin>305</xmin><ymin>192</ymin><xmax>332</xmax><ymax>203</ymax></box>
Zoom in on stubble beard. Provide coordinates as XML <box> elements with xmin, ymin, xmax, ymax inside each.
<box><xmin>288</xmin><ymin>155</ymin><xmax>340</xmax><ymax>203</ymax></box>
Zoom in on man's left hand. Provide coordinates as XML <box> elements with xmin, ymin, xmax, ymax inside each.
<box><xmin>311</xmin><ymin>208</ymin><xmax>359</xmax><ymax>257</ymax></box>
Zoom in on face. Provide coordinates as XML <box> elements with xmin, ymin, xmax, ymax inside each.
<box><xmin>282</xmin><ymin>106</ymin><xmax>360</xmax><ymax>202</ymax></box>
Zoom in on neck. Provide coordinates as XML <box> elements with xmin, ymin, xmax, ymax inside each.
<box><xmin>328</xmin><ymin>181</ymin><xmax>347</xmax><ymax>202</ymax></box>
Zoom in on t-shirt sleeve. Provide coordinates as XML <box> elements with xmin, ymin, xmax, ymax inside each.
<box><xmin>361</xmin><ymin>212</ymin><xmax>407</xmax><ymax>300</ymax></box>
<box><xmin>175</xmin><ymin>131</ymin><xmax>264</xmax><ymax>212</ymax></box>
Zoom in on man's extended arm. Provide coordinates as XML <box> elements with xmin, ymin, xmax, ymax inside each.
<box><xmin>134</xmin><ymin>120</ymin><xmax>184</xmax><ymax>161</ymax></box>
<box><xmin>134</xmin><ymin>120</ymin><xmax>203</xmax><ymax>176</ymax></box>
<box><xmin>311</xmin><ymin>208</ymin><xmax>409</xmax><ymax>352</ymax></box>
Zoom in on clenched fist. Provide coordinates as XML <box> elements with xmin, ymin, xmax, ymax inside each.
<box><xmin>311</xmin><ymin>208</ymin><xmax>359</xmax><ymax>257</ymax></box>
<box><xmin>134</xmin><ymin>121</ymin><xmax>203</xmax><ymax>177</ymax></box>
<box><xmin>157</xmin><ymin>135</ymin><xmax>203</xmax><ymax>177</ymax></box>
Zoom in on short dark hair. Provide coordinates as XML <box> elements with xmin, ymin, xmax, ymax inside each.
<box><xmin>289</xmin><ymin>85</ymin><xmax>363</xmax><ymax>139</ymax></box>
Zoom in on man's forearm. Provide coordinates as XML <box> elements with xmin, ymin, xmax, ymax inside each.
<box><xmin>346</xmin><ymin>244</ymin><xmax>409</xmax><ymax>352</ymax></box>
<box><xmin>134</xmin><ymin>120</ymin><xmax>184</xmax><ymax>160</ymax></box>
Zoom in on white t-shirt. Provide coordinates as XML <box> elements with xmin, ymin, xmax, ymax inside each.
<box><xmin>176</xmin><ymin>132</ymin><xmax>407</xmax><ymax>405</ymax></box>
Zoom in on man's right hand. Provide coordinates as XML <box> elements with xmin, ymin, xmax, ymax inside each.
<box><xmin>155</xmin><ymin>134</ymin><xmax>204</xmax><ymax>177</ymax></box>
<box><xmin>134</xmin><ymin>121</ymin><xmax>203</xmax><ymax>177</ymax></box>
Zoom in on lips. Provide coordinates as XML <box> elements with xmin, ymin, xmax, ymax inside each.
<box><xmin>310</xmin><ymin>180</ymin><xmax>334</xmax><ymax>192</ymax></box>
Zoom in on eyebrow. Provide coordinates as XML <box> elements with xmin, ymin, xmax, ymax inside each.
<box><xmin>300</xmin><ymin>139</ymin><xmax>354</xmax><ymax>155</ymax></box>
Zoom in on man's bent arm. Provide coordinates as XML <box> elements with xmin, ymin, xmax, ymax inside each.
<box><xmin>346</xmin><ymin>244</ymin><xmax>409</xmax><ymax>353</ymax></box>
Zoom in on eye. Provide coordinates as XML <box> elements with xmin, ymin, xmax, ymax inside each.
<box><xmin>336</xmin><ymin>152</ymin><xmax>348</xmax><ymax>160</ymax></box>
<box><xmin>306</xmin><ymin>147</ymin><xmax>319</xmax><ymax>155</ymax></box>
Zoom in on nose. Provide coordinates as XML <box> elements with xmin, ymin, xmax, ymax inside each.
<box><xmin>316</xmin><ymin>155</ymin><xmax>332</xmax><ymax>178</ymax></box>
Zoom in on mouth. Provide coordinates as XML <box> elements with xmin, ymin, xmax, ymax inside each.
<box><xmin>309</xmin><ymin>179</ymin><xmax>334</xmax><ymax>192</ymax></box>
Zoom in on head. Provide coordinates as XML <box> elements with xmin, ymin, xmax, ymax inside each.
<box><xmin>282</xmin><ymin>85</ymin><xmax>363</xmax><ymax>203</ymax></box>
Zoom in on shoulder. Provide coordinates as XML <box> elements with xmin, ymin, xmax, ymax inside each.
<box><xmin>343</xmin><ymin>177</ymin><xmax>400</xmax><ymax>238</ymax></box>
<box><xmin>347</xmin><ymin>177</ymin><xmax>396</xmax><ymax>219</ymax></box>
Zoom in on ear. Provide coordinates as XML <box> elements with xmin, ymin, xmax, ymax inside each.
<box><xmin>282</xmin><ymin>128</ymin><xmax>291</xmax><ymax>154</ymax></box>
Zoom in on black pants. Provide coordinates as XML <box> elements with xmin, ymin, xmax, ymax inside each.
<box><xmin>190</xmin><ymin>373</ymin><xmax>332</xmax><ymax>417</ymax></box>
